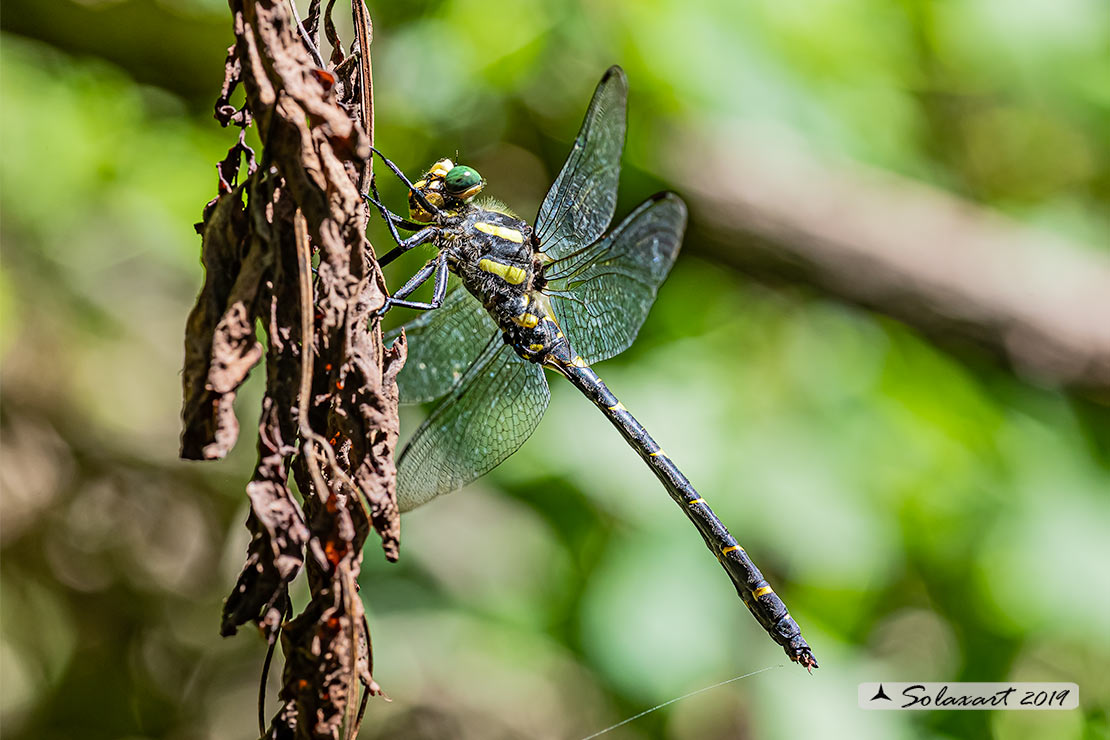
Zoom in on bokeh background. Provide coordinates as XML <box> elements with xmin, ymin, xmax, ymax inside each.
<box><xmin>3</xmin><ymin>1</ymin><xmax>1109</xmax><ymax>739</ymax></box>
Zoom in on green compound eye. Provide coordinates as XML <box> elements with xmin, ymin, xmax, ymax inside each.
<box><xmin>443</xmin><ymin>165</ymin><xmax>484</xmax><ymax>197</ymax></box>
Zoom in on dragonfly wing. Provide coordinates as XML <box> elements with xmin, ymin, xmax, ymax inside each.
<box><xmin>385</xmin><ymin>283</ymin><xmax>500</xmax><ymax>404</ymax></box>
<box><xmin>396</xmin><ymin>335</ymin><xmax>550</xmax><ymax>512</ymax></box>
<box><xmin>544</xmin><ymin>192</ymin><xmax>687</xmax><ymax>365</ymax></box>
<box><xmin>534</xmin><ymin>66</ymin><xmax>628</xmax><ymax>262</ymax></box>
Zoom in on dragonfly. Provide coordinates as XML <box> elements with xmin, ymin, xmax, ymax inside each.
<box><xmin>364</xmin><ymin>66</ymin><xmax>817</xmax><ymax>669</ymax></box>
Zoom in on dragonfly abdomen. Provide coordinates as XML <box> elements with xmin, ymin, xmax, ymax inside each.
<box><xmin>546</xmin><ymin>354</ymin><xmax>818</xmax><ymax>669</ymax></box>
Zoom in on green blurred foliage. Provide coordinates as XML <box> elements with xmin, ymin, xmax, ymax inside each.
<box><xmin>2</xmin><ymin>1</ymin><xmax>1109</xmax><ymax>739</ymax></box>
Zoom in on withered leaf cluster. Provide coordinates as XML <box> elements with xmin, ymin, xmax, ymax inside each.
<box><xmin>180</xmin><ymin>1</ymin><xmax>403</xmax><ymax>737</ymax></box>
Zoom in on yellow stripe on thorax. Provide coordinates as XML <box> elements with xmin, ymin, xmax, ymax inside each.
<box><xmin>511</xmin><ymin>313</ymin><xmax>540</xmax><ymax>328</ymax></box>
<box><xmin>474</xmin><ymin>221</ymin><xmax>524</xmax><ymax>243</ymax></box>
<box><xmin>478</xmin><ymin>258</ymin><xmax>527</xmax><ymax>285</ymax></box>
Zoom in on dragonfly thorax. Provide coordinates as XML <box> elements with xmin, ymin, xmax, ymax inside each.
<box><xmin>443</xmin><ymin>206</ymin><xmax>567</xmax><ymax>360</ymax></box>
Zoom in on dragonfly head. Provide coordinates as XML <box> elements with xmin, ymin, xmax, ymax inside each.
<box><xmin>408</xmin><ymin>159</ymin><xmax>485</xmax><ymax>221</ymax></box>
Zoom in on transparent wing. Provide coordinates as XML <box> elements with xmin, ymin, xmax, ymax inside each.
<box><xmin>396</xmin><ymin>336</ymin><xmax>550</xmax><ymax>512</ymax></box>
<box><xmin>544</xmin><ymin>193</ymin><xmax>686</xmax><ymax>365</ymax></box>
<box><xmin>385</xmin><ymin>283</ymin><xmax>499</xmax><ymax>404</ymax></box>
<box><xmin>533</xmin><ymin>66</ymin><xmax>628</xmax><ymax>262</ymax></box>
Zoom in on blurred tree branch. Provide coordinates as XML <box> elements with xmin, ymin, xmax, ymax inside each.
<box><xmin>670</xmin><ymin>130</ymin><xmax>1110</xmax><ymax>397</ymax></box>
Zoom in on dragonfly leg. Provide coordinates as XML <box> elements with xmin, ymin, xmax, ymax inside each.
<box><xmin>369</xmin><ymin>146</ymin><xmax>440</xmax><ymax>217</ymax></box>
<box><xmin>374</xmin><ymin>226</ymin><xmax>438</xmax><ymax>268</ymax></box>
<box><xmin>376</xmin><ymin>251</ymin><xmax>449</xmax><ymax>316</ymax></box>
<box><xmin>364</xmin><ymin>177</ymin><xmax>439</xmax><ymax>267</ymax></box>
<box><xmin>366</xmin><ymin>175</ymin><xmax>429</xmax><ymax>232</ymax></box>
<box><xmin>363</xmin><ymin>194</ymin><xmax>425</xmax><ymax>232</ymax></box>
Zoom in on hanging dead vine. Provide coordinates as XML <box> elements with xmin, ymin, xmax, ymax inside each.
<box><xmin>180</xmin><ymin>1</ymin><xmax>403</xmax><ymax>738</ymax></box>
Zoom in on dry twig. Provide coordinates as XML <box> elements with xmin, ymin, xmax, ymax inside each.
<box><xmin>181</xmin><ymin>2</ymin><xmax>402</xmax><ymax>737</ymax></box>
